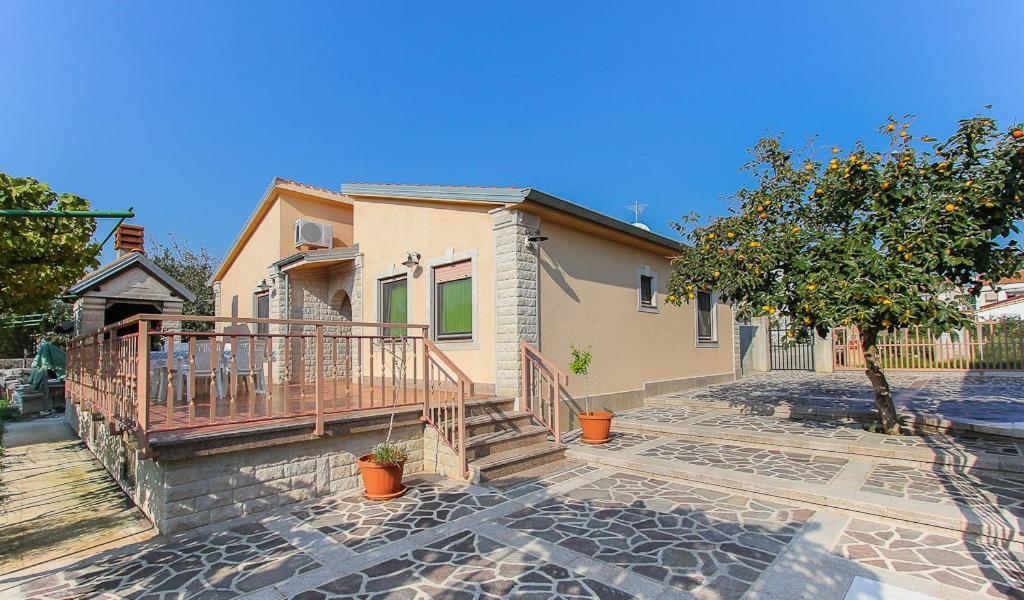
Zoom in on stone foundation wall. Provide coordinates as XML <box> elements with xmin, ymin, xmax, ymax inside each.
<box><xmin>423</xmin><ymin>425</ymin><xmax>466</xmax><ymax>481</ymax></box>
<box><xmin>69</xmin><ymin>401</ymin><xmax>433</xmax><ymax>534</ymax></box>
<box><xmin>152</xmin><ymin>421</ymin><xmax>424</xmax><ymax>533</ymax></box>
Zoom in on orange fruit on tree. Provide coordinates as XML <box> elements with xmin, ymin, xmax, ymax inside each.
<box><xmin>944</xmin><ymin>203</ymin><xmax>956</xmax><ymax>212</ymax></box>
<box><xmin>1012</xmin><ymin>129</ymin><xmax>1023</xmax><ymax>139</ymax></box>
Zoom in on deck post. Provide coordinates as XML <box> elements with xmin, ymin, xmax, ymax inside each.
<box><xmin>422</xmin><ymin>334</ymin><xmax>430</xmax><ymax>422</ymax></box>
<box><xmin>315</xmin><ymin>325</ymin><xmax>325</xmax><ymax>436</ymax></box>
<box><xmin>458</xmin><ymin>379</ymin><xmax>467</xmax><ymax>478</ymax></box>
<box><xmin>136</xmin><ymin>320</ymin><xmax>150</xmax><ymax>454</ymax></box>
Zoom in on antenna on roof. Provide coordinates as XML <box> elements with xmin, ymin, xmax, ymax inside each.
<box><xmin>626</xmin><ymin>201</ymin><xmax>651</xmax><ymax>232</ymax></box>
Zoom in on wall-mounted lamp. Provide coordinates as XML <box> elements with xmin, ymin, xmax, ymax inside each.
<box><xmin>401</xmin><ymin>251</ymin><xmax>421</xmax><ymax>269</ymax></box>
<box><xmin>526</xmin><ymin>230</ymin><xmax>548</xmax><ymax>249</ymax></box>
<box><xmin>256</xmin><ymin>279</ymin><xmax>271</xmax><ymax>293</ymax></box>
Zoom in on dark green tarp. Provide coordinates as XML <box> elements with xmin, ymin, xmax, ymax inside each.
<box><xmin>31</xmin><ymin>341</ymin><xmax>66</xmax><ymax>381</ymax></box>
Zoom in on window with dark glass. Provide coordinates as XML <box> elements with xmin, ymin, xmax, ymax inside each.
<box><xmin>697</xmin><ymin>291</ymin><xmax>715</xmax><ymax>342</ymax></box>
<box><xmin>380</xmin><ymin>277</ymin><xmax>408</xmax><ymax>336</ymax></box>
<box><xmin>639</xmin><ymin>274</ymin><xmax>655</xmax><ymax>307</ymax></box>
<box><xmin>255</xmin><ymin>292</ymin><xmax>270</xmax><ymax>334</ymax></box>
<box><xmin>435</xmin><ymin>261</ymin><xmax>472</xmax><ymax>340</ymax></box>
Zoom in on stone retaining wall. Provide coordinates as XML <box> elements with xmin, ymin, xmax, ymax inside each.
<box><xmin>68</xmin><ymin>403</ymin><xmax>430</xmax><ymax>534</ymax></box>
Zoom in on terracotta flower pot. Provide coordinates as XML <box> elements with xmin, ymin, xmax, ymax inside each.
<box><xmin>357</xmin><ymin>454</ymin><xmax>407</xmax><ymax>500</ymax></box>
<box><xmin>578</xmin><ymin>411</ymin><xmax>613</xmax><ymax>444</ymax></box>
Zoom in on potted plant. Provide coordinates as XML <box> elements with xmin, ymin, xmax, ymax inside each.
<box><xmin>570</xmin><ymin>344</ymin><xmax>612</xmax><ymax>444</ymax></box>
<box><xmin>357</xmin><ymin>339</ymin><xmax>409</xmax><ymax>499</ymax></box>
<box><xmin>357</xmin><ymin>441</ymin><xmax>408</xmax><ymax>500</ymax></box>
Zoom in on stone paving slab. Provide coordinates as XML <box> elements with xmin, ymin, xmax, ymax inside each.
<box><xmin>650</xmin><ymin>371</ymin><xmax>1024</xmax><ymax>439</ymax></box>
<box><xmin>567</xmin><ymin>437</ymin><xmax>1024</xmax><ymax>543</ymax></box>
<box><xmin>6</xmin><ymin>459</ymin><xmax>1022</xmax><ymax>600</ymax></box>
<box><xmin>615</xmin><ymin>405</ymin><xmax>1024</xmax><ymax>473</ymax></box>
<box><xmin>834</xmin><ymin>518</ymin><xmax>1024</xmax><ymax>599</ymax></box>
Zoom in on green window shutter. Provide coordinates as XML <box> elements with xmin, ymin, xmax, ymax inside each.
<box><xmin>439</xmin><ymin>278</ymin><xmax>472</xmax><ymax>338</ymax></box>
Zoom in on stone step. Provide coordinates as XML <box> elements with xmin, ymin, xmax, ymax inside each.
<box><xmin>482</xmin><ymin>459</ymin><xmax>590</xmax><ymax>494</ymax></box>
<box><xmin>463</xmin><ymin>396</ymin><xmax>516</xmax><ymax>419</ymax></box>
<box><xmin>469</xmin><ymin>442</ymin><xmax>567</xmax><ymax>482</ymax></box>
<box><xmin>463</xmin><ymin>412</ymin><xmax>535</xmax><ymax>438</ymax></box>
<box><xmin>613</xmin><ymin>410</ymin><xmax>1024</xmax><ymax>474</ymax></box>
<box><xmin>567</xmin><ymin>436</ymin><xmax>1024</xmax><ymax>543</ymax></box>
<box><xmin>465</xmin><ymin>425</ymin><xmax>551</xmax><ymax>460</ymax></box>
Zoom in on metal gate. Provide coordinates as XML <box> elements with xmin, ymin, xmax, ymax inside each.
<box><xmin>769</xmin><ymin>323</ymin><xmax>815</xmax><ymax>371</ymax></box>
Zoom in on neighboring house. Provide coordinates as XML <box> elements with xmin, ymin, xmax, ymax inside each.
<box><xmin>976</xmin><ymin>295</ymin><xmax>1024</xmax><ymax>321</ymax></box>
<box><xmin>976</xmin><ymin>272</ymin><xmax>1024</xmax><ymax>308</ymax></box>
<box><xmin>211</xmin><ymin>178</ymin><xmax>737</xmax><ymax>421</ymax></box>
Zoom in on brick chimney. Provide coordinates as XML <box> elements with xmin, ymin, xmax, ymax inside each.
<box><xmin>114</xmin><ymin>224</ymin><xmax>145</xmax><ymax>257</ymax></box>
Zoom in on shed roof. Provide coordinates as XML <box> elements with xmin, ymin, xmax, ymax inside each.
<box><xmin>68</xmin><ymin>251</ymin><xmax>197</xmax><ymax>302</ymax></box>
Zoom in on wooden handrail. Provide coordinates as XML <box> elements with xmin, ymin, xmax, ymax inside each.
<box><xmin>69</xmin><ymin>314</ymin><xmax>429</xmax><ymax>344</ymax></box>
<box><xmin>520</xmin><ymin>340</ymin><xmax>568</xmax><ymax>384</ymax></box>
<box><xmin>423</xmin><ymin>339</ymin><xmax>475</xmax><ymax>396</ymax></box>
<box><xmin>519</xmin><ymin>340</ymin><xmax>565</xmax><ymax>442</ymax></box>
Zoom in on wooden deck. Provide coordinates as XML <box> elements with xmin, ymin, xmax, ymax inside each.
<box><xmin>146</xmin><ymin>379</ymin><xmax>427</xmax><ymax>432</ymax></box>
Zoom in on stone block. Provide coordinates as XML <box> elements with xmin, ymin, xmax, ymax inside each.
<box><xmin>195</xmin><ymin>491</ymin><xmax>234</xmax><ymax>512</ymax></box>
<box><xmin>162</xmin><ymin>511</ymin><xmax>210</xmax><ymax>533</ymax></box>
<box><xmin>209</xmin><ymin>502</ymin><xmax>244</xmax><ymax>523</ymax></box>
<box><xmin>164</xmin><ymin>480</ymin><xmax>209</xmax><ymax>502</ymax></box>
<box><xmin>165</xmin><ymin>499</ymin><xmax>196</xmax><ymax>518</ymax></box>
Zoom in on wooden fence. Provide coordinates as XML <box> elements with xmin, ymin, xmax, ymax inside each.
<box><xmin>833</xmin><ymin>321</ymin><xmax>1024</xmax><ymax>371</ymax></box>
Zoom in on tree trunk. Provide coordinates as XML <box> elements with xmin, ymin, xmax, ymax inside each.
<box><xmin>859</xmin><ymin>327</ymin><xmax>902</xmax><ymax>435</ymax></box>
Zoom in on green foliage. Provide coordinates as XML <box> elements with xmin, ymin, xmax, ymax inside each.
<box><xmin>667</xmin><ymin>114</ymin><xmax>1024</xmax><ymax>341</ymax></box>
<box><xmin>149</xmin><ymin>237</ymin><xmax>217</xmax><ymax>332</ymax></box>
<box><xmin>0</xmin><ymin>174</ymin><xmax>101</xmax><ymax>316</ymax></box>
<box><xmin>0</xmin><ymin>298</ymin><xmax>73</xmax><ymax>357</ymax></box>
<box><xmin>569</xmin><ymin>344</ymin><xmax>592</xmax><ymax>376</ymax></box>
<box><xmin>371</xmin><ymin>441</ymin><xmax>408</xmax><ymax>465</ymax></box>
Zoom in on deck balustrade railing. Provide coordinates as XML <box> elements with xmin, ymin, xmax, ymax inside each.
<box><xmin>833</xmin><ymin>321</ymin><xmax>1024</xmax><ymax>371</ymax></box>
<box><xmin>66</xmin><ymin>314</ymin><xmax>478</xmax><ymax>461</ymax></box>
<box><xmin>520</xmin><ymin>340</ymin><xmax>564</xmax><ymax>442</ymax></box>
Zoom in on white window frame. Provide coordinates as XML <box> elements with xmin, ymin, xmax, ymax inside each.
<box><xmin>636</xmin><ymin>266</ymin><xmax>659</xmax><ymax>314</ymax></box>
<box><xmin>695</xmin><ymin>290</ymin><xmax>719</xmax><ymax>346</ymax></box>
<box><xmin>426</xmin><ymin>249</ymin><xmax>479</xmax><ymax>349</ymax></box>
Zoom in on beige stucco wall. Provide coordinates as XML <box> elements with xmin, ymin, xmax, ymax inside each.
<box><xmin>538</xmin><ymin>220</ymin><xmax>735</xmax><ymax>400</ymax></box>
<box><xmin>353</xmin><ymin>197</ymin><xmax>498</xmax><ymax>385</ymax></box>
<box><xmin>218</xmin><ymin>198</ymin><xmax>282</xmax><ymax>322</ymax></box>
<box><xmin>217</xmin><ymin>192</ymin><xmax>354</xmax><ymax>323</ymax></box>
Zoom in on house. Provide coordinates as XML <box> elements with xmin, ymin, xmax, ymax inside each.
<box><xmin>975</xmin><ymin>272</ymin><xmax>1024</xmax><ymax>317</ymax></box>
<box><xmin>211</xmin><ymin>178</ymin><xmax>738</xmax><ymax>428</ymax></box>
<box><xmin>976</xmin><ymin>295</ymin><xmax>1024</xmax><ymax>321</ymax></box>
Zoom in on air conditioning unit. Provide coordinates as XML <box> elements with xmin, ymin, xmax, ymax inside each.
<box><xmin>294</xmin><ymin>219</ymin><xmax>333</xmax><ymax>249</ymax></box>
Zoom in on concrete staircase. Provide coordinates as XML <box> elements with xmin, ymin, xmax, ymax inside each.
<box><xmin>461</xmin><ymin>396</ymin><xmax>567</xmax><ymax>482</ymax></box>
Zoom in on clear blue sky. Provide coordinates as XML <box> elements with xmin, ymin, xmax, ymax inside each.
<box><xmin>2</xmin><ymin>1</ymin><xmax>1022</xmax><ymax>263</ymax></box>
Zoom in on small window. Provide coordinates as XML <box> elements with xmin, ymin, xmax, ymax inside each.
<box><xmin>697</xmin><ymin>291</ymin><xmax>716</xmax><ymax>343</ymax></box>
<box><xmin>435</xmin><ymin>261</ymin><xmax>472</xmax><ymax>340</ymax></box>
<box><xmin>380</xmin><ymin>277</ymin><xmax>408</xmax><ymax>336</ymax></box>
<box><xmin>254</xmin><ymin>292</ymin><xmax>270</xmax><ymax>335</ymax></box>
<box><xmin>640</xmin><ymin>275</ymin><xmax>654</xmax><ymax>307</ymax></box>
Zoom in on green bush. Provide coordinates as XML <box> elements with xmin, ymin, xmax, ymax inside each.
<box><xmin>371</xmin><ymin>441</ymin><xmax>408</xmax><ymax>465</ymax></box>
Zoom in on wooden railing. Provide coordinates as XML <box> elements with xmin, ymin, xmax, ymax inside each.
<box><xmin>520</xmin><ymin>340</ymin><xmax>564</xmax><ymax>442</ymax></box>
<box><xmin>833</xmin><ymin>321</ymin><xmax>1024</xmax><ymax>371</ymax></box>
<box><xmin>422</xmin><ymin>339</ymin><xmax>475</xmax><ymax>477</ymax></box>
<box><xmin>65</xmin><ymin>315</ymin><xmax>478</xmax><ymax>456</ymax></box>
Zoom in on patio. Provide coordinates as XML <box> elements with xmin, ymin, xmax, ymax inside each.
<box><xmin>6</xmin><ymin>461</ymin><xmax>1022</xmax><ymax>600</ymax></box>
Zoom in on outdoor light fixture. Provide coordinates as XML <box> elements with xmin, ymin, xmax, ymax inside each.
<box><xmin>256</xmin><ymin>279</ymin><xmax>271</xmax><ymax>293</ymax></box>
<box><xmin>527</xmin><ymin>230</ymin><xmax>548</xmax><ymax>244</ymax></box>
<box><xmin>402</xmin><ymin>251</ymin><xmax>421</xmax><ymax>268</ymax></box>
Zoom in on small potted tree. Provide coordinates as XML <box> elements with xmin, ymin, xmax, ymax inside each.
<box><xmin>357</xmin><ymin>340</ymin><xmax>409</xmax><ymax>499</ymax></box>
<box><xmin>571</xmin><ymin>344</ymin><xmax>612</xmax><ymax>444</ymax></box>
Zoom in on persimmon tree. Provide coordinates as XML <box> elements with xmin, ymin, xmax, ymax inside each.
<box><xmin>0</xmin><ymin>174</ymin><xmax>101</xmax><ymax>315</ymax></box>
<box><xmin>666</xmin><ymin>115</ymin><xmax>1024</xmax><ymax>434</ymax></box>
